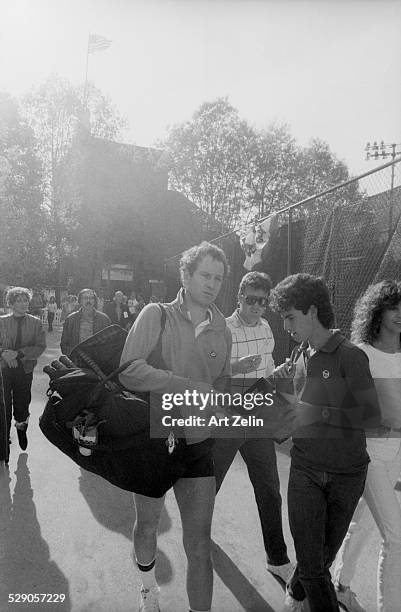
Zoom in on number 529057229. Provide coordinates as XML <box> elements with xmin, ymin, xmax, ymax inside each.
<box><xmin>8</xmin><ymin>594</ymin><xmax>66</xmax><ymax>603</ymax></box>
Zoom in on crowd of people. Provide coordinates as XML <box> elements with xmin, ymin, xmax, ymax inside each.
<box><xmin>0</xmin><ymin>240</ymin><xmax>401</xmax><ymax>612</ymax></box>
<box><xmin>25</xmin><ymin>289</ymin><xmax>148</xmax><ymax>330</ymax></box>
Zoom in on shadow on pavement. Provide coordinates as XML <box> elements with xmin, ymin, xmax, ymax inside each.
<box><xmin>211</xmin><ymin>541</ymin><xmax>275</xmax><ymax>612</ymax></box>
<box><xmin>0</xmin><ymin>453</ymin><xmax>71</xmax><ymax>611</ymax></box>
<box><xmin>78</xmin><ymin>468</ymin><xmax>174</xmax><ymax>585</ymax></box>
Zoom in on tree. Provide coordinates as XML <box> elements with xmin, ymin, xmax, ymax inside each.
<box><xmin>21</xmin><ymin>74</ymin><xmax>128</xmax><ymax>284</ymax></box>
<box><xmin>162</xmin><ymin>98</ymin><xmax>252</xmax><ymax>229</ymax></box>
<box><xmin>290</xmin><ymin>139</ymin><xmax>360</xmax><ymax>206</ymax></box>
<box><xmin>162</xmin><ymin>99</ymin><xmax>360</xmax><ymax>231</ymax></box>
<box><xmin>244</xmin><ymin>124</ymin><xmax>298</xmax><ymax>220</ymax></box>
<box><xmin>0</xmin><ymin>92</ymin><xmax>47</xmax><ymax>286</ymax></box>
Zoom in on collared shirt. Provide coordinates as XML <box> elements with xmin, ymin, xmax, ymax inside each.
<box><xmin>187</xmin><ymin>308</ymin><xmax>213</xmax><ymax>338</ymax></box>
<box><xmin>226</xmin><ymin>309</ymin><xmax>275</xmax><ymax>395</ymax></box>
<box><xmin>291</xmin><ymin>330</ymin><xmax>381</xmax><ymax>474</ymax></box>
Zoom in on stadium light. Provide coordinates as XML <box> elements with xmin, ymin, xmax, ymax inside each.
<box><xmin>365</xmin><ymin>141</ymin><xmax>401</xmax><ymax>161</ymax></box>
<box><xmin>365</xmin><ymin>141</ymin><xmax>401</xmax><ymax>239</ymax></box>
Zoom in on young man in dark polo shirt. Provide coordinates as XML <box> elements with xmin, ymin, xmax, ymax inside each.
<box><xmin>269</xmin><ymin>274</ymin><xmax>382</xmax><ymax>612</ymax></box>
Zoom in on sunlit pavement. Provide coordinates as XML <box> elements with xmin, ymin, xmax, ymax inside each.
<box><xmin>0</xmin><ymin>328</ymin><xmax>390</xmax><ymax>611</ymax></box>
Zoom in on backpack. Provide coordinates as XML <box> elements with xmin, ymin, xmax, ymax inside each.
<box><xmin>39</xmin><ymin>306</ymin><xmax>187</xmax><ymax>494</ymax></box>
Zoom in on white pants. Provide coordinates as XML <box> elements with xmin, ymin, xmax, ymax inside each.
<box><xmin>333</xmin><ymin>437</ymin><xmax>401</xmax><ymax>612</ymax></box>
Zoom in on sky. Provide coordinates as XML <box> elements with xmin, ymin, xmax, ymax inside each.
<box><xmin>1</xmin><ymin>0</ymin><xmax>400</xmax><ymax>177</ymax></box>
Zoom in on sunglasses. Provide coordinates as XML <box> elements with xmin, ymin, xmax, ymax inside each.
<box><xmin>243</xmin><ymin>295</ymin><xmax>269</xmax><ymax>307</ymax></box>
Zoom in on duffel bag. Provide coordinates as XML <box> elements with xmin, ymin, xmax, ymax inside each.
<box><xmin>39</xmin><ymin>304</ymin><xmax>187</xmax><ymax>495</ymax></box>
<box><xmin>39</xmin><ymin>393</ymin><xmax>186</xmax><ymax>495</ymax></box>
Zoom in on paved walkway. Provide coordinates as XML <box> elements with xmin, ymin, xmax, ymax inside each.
<box><xmin>0</xmin><ymin>327</ymin><xmax>394</xmax><ymax>611</ymax></box>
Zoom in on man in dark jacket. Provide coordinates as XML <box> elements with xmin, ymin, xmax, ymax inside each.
<box><xmin>104</xmin><ymin>290</ymin><xmax>131</xmax><ymax>330</ymax></box>
<box><xmin>60</xmin><ymin>288</ymin><xmax>111</xmax><ymax>356</ymax></box>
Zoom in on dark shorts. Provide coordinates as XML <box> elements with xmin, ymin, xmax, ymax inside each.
<box><xmin>131</xmin><ymin>437</ymin><xmax>215</xmax><ymax>498</ymax></box>
<box><xmin>180</xmin><ymin>438</ymin><xmax>215</xmax><ymax>479</ymax></box>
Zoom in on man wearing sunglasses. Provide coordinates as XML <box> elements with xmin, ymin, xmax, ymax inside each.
<box><xmin>213</xmin><ymin>271</ymin><xmax>293</xmax><ymax>585</ymax></box>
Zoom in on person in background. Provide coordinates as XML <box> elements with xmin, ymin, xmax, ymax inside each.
<box><xmin>136</xmin><ymin>294</ymin><xmax>145</xmax><ymax>314</ymax></box>
<box><xmin>128</xmin><ymin>290</ymin><xmax>139</xmax><ymax>327</ymax></box>
<box><xmin>333</xmin><ymin>280</ymin><xmax>401</xmax><ymax>612</ymax></box>
<box><xmin>29</xmin><ymin>290</ymin><xmax>43</xmax><ymax>318</ymax></box>
<box><xmin>61</xmin><ymin>294</ymin><xmax>78</xmax><ymax>323</ymax></box>
<box><xmin>213</xmin><ymin>271</ymin><xmax>293</xmax><ymax>585</ymax></box>
<box><xmin>104</xmin><ymin>290</ymin><xmax>131</xmax><ymax>330</ymax></box>
<box><xmin>0</xmin><ymin>287</ymin><xmax>46</xmax><ymax>460</ymax></box>
<box><xmin>60</xmin><ymin>288</ymin><xmax>110</xmax><ymax>356</ymax></box>
<box><xmin>97</xmin><ymin>290</ymin><xmax>105</xmax><ymax>313</ymax></box>
<box><xmin>46</xmin><ymin>296</ymin><xmax>58</xmax><ymax>332</ymax></box>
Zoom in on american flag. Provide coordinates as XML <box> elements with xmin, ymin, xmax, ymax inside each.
<box><xmin>88</xmin><ymin>34</ymin><xmax>112</xmax><ymax>53</ymax></box>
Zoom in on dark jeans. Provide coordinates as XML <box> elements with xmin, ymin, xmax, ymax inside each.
<box><xmin>288</xmin><ymin>463</ymin><xmax>367</xmax><ymax>612</ymax></box>
<box><xmin>213</xmin><ymin>437</ymin><xmax>290</xmax><ymax>566</ymax></box>
<box><xmin>47</xmin><ymin>311</ymin><xmax>55</xmax><ymax>331</ymax></box>
<box><xmin>3</xmin><ymin>365</ymin><xmax>33</xmax><ymax>433</ymax></box>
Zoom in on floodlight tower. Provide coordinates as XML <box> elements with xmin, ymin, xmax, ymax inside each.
<box><xmin>365</xmin><ymin>141</ymin><xmax>401</xmax><ymax>238</ymax></box>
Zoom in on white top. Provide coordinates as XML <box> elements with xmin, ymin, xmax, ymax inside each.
<box><xmin>360</xmin><ymin>342</ymin><xmax>401</xmax><ymax>428</ymax></box>
<box><xmin>226</xmin><ymin>310</ymin><xmax>275</xmax><ymax>394</ymax></box>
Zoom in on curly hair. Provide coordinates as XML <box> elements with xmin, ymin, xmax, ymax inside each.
<box><xmin>238</xmin><ymin>271</ymin><xmax>272</xmax><ymax>297</ymax></box>
<box><xmin>6</xmin><ymin>286</ymin><xmax>32</xmax><ymax>305</ymax></box>
<box><xmin>269</xmin><ymin>273</ymin><xmax>334</xmax><ymax>328</ymax></box>
<box><xmin>351</xmin><ymin>280</ymin><xmax>401</xmax><ymax>344</ymax></box>
<box><xmin>179</xmin><ymin>241</ymin><xmax>229</xmax><ymax>278</ymax></box>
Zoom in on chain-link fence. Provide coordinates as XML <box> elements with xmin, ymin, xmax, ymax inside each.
<box><xmin>164</xmin><ymin>157</ymin><xmax>401</xmax><ymax>363</ymax></box>
<box><xmin>263</xmin><ymin>157</ymin><xmax>401</xmax><ymax>361</ymax></box>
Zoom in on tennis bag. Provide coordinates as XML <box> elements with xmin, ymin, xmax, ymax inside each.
<box><xmin>39</xmin><ymin>308</ymin><xmax>187</xmax><ymax>494</ymax></box>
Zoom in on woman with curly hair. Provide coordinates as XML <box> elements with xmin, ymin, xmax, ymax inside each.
<box><xmin>334</xmin><ymin>280</ymin><xmax>401</xmax><ymax>612</ymax></box>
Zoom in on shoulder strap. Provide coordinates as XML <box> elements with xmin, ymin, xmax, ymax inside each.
<box><xmin>153</xmin><ymin>304</ymin><xmax>166</xmax><ymax>355</ymax></box>
<box><xmin>118</xmin><ymin>303</ymin><xmax>167</xmax><ymax>376</ymax></box>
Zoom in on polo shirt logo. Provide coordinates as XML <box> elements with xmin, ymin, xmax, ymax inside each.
<box><xmin>322</xmin><ymin>370</ymin><xmax>330</xmax><ymax>379</ymax></box>
<box><xmin>210</xmin><ymin>350</ymin><xmax>217</xmax><ymax>358</ymax></box>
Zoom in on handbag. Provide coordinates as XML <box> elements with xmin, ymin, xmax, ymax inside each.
<box><xmin>39</xmin><ymin>306</ymin><xmax>187</xmax><ymax>494</ymax></box>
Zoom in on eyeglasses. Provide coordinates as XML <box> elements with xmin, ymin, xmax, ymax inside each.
<box><xmin>243</xmin><ymin>295</ymin><xmax>269</xmax><ymax>307</ymax></box>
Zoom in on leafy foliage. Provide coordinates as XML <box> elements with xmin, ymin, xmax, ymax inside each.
<box><xmin>0</xmin><ymin>92</ymin><xmax>48</xmax><ymax>286</ymax></box>
<box><xmin>164</xmin><ymin>98</ymin><xmax>252</xmax><ymax>229</ymax></box>
<box><xmin>21</xmin><ymin>74</ymin><xmax>128</xmax><ymax>284</ymax></box>
<box><xmin>162</xmin><ymin>98</ymin><xmax>360</xmax><ymax>230</ymax></box>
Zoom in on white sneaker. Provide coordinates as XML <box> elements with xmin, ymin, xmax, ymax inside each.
<box><xmin>267</xmin><ymin>561</ymin><xmax>295</xmax><ymax>584</ymax></box>
<box><xmin>335</xmin><ymin>585</ymin><xmax>366</xmax><ymax>612</ymax></box>
<box><xmin>139</xmin><ymin>585</ymin><xmax>160</xmax><ymax>612</ymax></box>
<box><xmin>280</xmin><ymin>590</ymin><xmax>305</xmax><ymax>611</ymax></box>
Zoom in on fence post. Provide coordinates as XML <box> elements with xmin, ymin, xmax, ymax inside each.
<box><xmin>389</xmin><ymin>159</ymin><xmax>396</xmax><ymax>240</ymax></box>
<box><xmin>286</xmin><ymin>209</ymin><xmax>293</xmax><ymax>355</ymax></box>
<box><xmin>287</xmin><ymin>209</ymin><xmax>292</xmax><ymax>276</ymax></box>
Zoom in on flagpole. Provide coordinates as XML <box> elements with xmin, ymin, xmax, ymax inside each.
<box><xmin>83</xmin><ymin>33</ymin><xmax>90</xmax><ymax>104</ymax></box>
